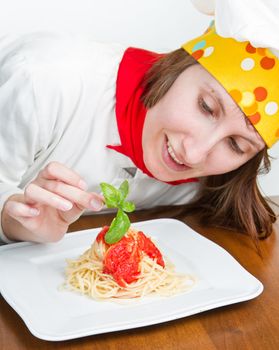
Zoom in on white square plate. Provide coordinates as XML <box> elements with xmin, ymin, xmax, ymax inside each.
<box><xmin>0</xmin><ymin>218</ymin><xmax>263</xmax><ymax>341</ymax></box>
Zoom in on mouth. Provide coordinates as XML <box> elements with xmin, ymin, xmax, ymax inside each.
<box><xmin>167</xmin><ymin>140</ymin><xmax>184</xmax><ymax>165</ymax></box>
<box><xmin>162</xmin><ymin>136</ymin><xmax>192</xmax><ymax>172</ymax></box>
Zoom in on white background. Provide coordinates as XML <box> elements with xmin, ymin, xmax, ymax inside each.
<box><xmin>1</xmin><ymin>0</ymin><xmax>278</xmax><ymax>196</ymax></box>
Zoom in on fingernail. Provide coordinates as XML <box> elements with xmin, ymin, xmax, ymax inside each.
<box><xmin>78</xmin><ymin>179</ymin><xmax>88</xmax><ymax>191</ymax></box>
<box><xmin>53</xmin><ymin>197</ymin><xmax>73</xmax><ymax>211</ymax></box>
<box><xmin>60</xmin><ymin>201</ymin><xmax>73</xmax><ymax>211</ymax></box>
<box><xmin>30</xmin><ymin>208</ymin><xmax>40</xmax><ymax>216</ymax></box>
<box><xmin>90</xmin><ymin>198</ymin><xmax>103</xmax><ymax>211</ymax></box>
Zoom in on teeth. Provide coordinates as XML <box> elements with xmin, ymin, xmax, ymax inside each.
<box><xmin>167</xmin><ymin>141</ymin><xmax>184</xmax><ymax>165</ymax></box>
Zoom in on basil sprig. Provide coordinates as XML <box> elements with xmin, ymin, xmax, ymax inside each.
<box><xmin>100</xmin><ymin>180</ymin><xmax>135</xmax><ymax>244</ymax></box>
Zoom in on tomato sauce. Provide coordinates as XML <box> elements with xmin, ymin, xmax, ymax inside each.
<box><xmin>97</xmin><ymin>227</ymin><xmax>165</xmax><ymax>287</ymax></box>
<box><xmin>96</xmin><ymin>225</ymin><xmax>110</xmax><ymax>243</ymax></box>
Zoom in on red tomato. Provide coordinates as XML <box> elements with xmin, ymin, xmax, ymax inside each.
<box><xmin>97</xmin><ymin>227</ymin><xmax>165</xmax><ymax>287</ymax></box>
<box><xmin>137</xmin><ymin>231</ymin><xmax>165</xmax><ymax>267</ymax></box>
<box><xmin>103</xmin><ymin>234</ymin><xmax>141</xmax><ymax>287</ymax></box>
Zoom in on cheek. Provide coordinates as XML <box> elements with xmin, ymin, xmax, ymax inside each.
<box><xmin>157</xmin><ymin>95</ymin><xmax>192</xmax><ymax>126</ymax></box>
<box><xmin>207</xmin><ymin>149</ymin><xmax>249</xmax><ymax>174</ymax></box>
<box><xmin>142</xmin><ymin>111</ymin><xmax>162</xmax><ymax>157</ymax></box>
<box><xmin>161</xmin><ymin>110</ymin><xmax>199</xmax><ymax>133</ymax></box>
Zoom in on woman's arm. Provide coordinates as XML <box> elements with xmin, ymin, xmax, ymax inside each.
<box><xmin>0</xmin><ymin>48</ymin><xmax>39</xmax><ymax>243</ymax></box>
<box><xmin>0</xmin><ymin>33</ymin><xmax>105</xmax><ymax>243</ymax></box>
<box><xmin>2</xmin><ymin>162</ymin><xmax>104</xmax><ymax>243</ymax></box>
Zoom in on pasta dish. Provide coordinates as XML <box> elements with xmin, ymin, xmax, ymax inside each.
<box><xmin>64</xmin><ymin>226</ymin><xmax>195</xmax><ymax>300</ymax></box>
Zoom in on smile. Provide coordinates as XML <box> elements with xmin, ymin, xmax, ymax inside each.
<box><xmin>167</xmin><ymin>140</ymin><xmax>184</xmax><ymax>165</ymax></box>
<box><xmin>162</xmin><ymin>136</ymin><xmax>191</xmax><ymax>172</ymax></box>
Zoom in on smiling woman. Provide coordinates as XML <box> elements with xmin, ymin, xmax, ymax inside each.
<box><xmin>141</xmin><ymin>47</ymin><xmax>276</xmax><ymax>243</ymax></box>
<box><xmin>0</xmin><ymin>1</ymin><xmax>278</xmax><ymax>246</ymax></box>
<box><xmin>143</xmin><ymin>63</ymin><xmax>265</xmax><ymax>181</ymax></box>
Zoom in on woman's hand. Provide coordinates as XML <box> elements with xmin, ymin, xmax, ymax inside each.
<box><xmin>2</xmin><ymin>162</ymin><xmax>104</xmax><ymax>243</ymax></box>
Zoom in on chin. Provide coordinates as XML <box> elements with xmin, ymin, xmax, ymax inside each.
<box><xmin>153</xmin><ymin>173</ymin><xmax>173</xmax><ymax>182</ymax></box>
<box><xmin>146</xmin><ymin>164</ymin><xmax>184</xmax><ymax>182</ymax></box>
<box><xmin>144</xmin><ymin>152</ymin><xmax>190</xmax><ymax>182</ymax></box>
<box><xmin>144</xmin><ymin>162</ymin><xmax>167</xmax><ymax>181</ymax></box>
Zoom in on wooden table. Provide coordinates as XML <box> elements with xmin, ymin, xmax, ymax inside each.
<box><xmin>1</xmin><ymin>199</ymin><xmax>279</xmax><ymax>350</ymax></box>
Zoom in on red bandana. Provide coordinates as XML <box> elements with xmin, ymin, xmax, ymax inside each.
<box><xmin>107</xmin><ymin>47</ymin><xmax>198</xmax><ymax>185</ymax></box>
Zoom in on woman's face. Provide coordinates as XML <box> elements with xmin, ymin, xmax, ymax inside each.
<box><xmin>142</xmin><ymin>64</ymin><xmax>265</xmax><ymax>182</ymax></box>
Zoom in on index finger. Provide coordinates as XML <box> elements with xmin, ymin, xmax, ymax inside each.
<box><xmin>37</xmin><ymin>162</ymin><xmax>87</xmax><ymax>190</ymax></box>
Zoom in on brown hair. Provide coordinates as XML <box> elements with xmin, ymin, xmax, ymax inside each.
<box><xmin>141</xmin><ymin>48</ymin><xmax>277</xmax><ymax>242</ymax></box>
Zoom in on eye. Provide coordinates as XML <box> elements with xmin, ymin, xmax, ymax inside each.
<box><xmin>198</xmin><ymin>97</ymin><xmax>214</xmax><ymax>116</ymax></box>
<box><xmin>228</xmin><ymin>137</ymin><xmax>244</xmax><ymax>155</ymax></box>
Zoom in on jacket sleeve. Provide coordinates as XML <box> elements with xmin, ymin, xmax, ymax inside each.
<box><xmin>0</xmin><ymin>42</ymin><xmax>40</xmax><ymax>243</ymax></box>
<box><xmin>0</xmin><ymin>32</ymin><xmax>89</xmax><ymax>243</ymax></box>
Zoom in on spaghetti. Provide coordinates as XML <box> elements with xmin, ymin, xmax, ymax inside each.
<box><xmin>64</xmin><ymin>226</ymin><xmax>195</xmax><ymax>300</ymax></box>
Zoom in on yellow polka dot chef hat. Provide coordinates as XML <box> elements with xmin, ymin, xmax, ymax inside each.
<box><xmin>182</xmin><ymin>22</ymin><xmax>279</xmax><ymax>147</ymax></box>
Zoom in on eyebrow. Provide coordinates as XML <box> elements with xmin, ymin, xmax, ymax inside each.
<box><xmin>204</xmin><ymin>83</ymin><xmax>264</xmax><ymax>150</ymax></box>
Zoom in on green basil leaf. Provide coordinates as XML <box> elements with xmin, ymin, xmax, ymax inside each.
<box><xmin>118</xmin><ymin>180</ymin><xmax>129</xmax><ymax>203</ymax></box>
<box><xmin>100</xmin><ymin>182</ymin><xmax>120</xmax><ymax>208</ymax></box>
<box><xmin>104</xmin><ymin>209</ymin><xmax>130</xmax><ymax>244</ymax></box>
<box><xmin>121</xmin><ymin>201</ymin><xmax>135</xmax><ymax>213</ymax></box>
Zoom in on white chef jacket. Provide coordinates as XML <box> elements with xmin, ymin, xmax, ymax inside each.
<box><xmin>0</xmin><ymin>32</ymin><xmax>199</xmax><ymax>243</ymax></box>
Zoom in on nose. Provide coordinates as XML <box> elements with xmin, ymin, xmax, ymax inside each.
<box><xmin>181</xmin><ymin>134</ymin><xmax>215</xmax><ymax>166</ymax></box>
